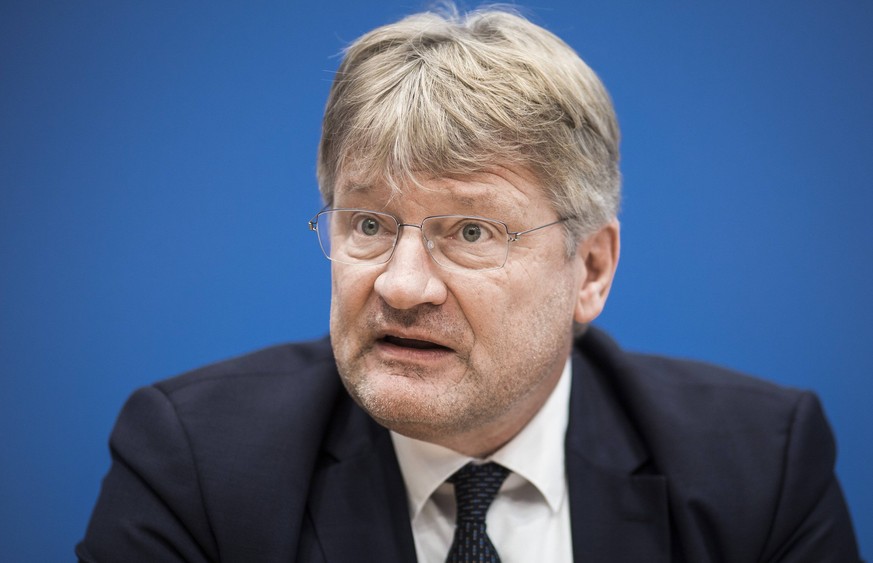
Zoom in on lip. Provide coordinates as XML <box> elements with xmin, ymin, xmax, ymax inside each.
<box><xmin>372</xmin><ymin>329</ymin><xmax>456</xmax><ymax>362</ymax></box>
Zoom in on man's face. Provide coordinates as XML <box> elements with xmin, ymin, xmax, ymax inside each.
<box><xmin>329</xmin><ymin>166</ymin><xmax>594</xmax><ymax>455</ymax></box>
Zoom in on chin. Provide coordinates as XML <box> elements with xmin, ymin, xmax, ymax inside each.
<box><xmin>354</xmin><ymin>379</ymin><xmax>440</xmax><ymax>421</ymax></box>
<box><xmin>358</xmin><ymin>381</ymin><xmax>494</xmax><ymax>440</ymax></box>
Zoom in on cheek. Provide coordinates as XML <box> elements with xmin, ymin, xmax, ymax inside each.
<box><xmin>449</xmin><ymin>273</ymin><xmax>512</xmax><ymax>348</ymax></box>
<box><xmin>330</xmin><ymin>267</ymin><xmax>376</xmax><ymax>325</ymax></box>
<box><xmin>496</xmin><ymin>261</ymin><xmax>578</xmax><ymax>337</ymax></box>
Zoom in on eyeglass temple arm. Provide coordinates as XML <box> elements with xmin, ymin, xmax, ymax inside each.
<box><xmin>508</xmin><ymin>217</ymin><xmax>571</xmax><ymax>242</ymax></box>
<box><xmin>308</xmin><ymin>204</ymin><xmax>332</xmax><ymax>231</ymax></box>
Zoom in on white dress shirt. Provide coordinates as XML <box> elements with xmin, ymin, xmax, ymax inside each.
<box><xmin>391</xmin><ymin>359</ymin><xmax>573</xmax><ymax>563</ymax></box>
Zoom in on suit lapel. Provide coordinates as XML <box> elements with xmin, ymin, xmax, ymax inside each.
<box><xmin>566</xmin><ymin>452</ymin><xmax>670</xmax><ymax>561</ymax></box>
<box><xmin>305</xmin><ymin>393</ymin><xmax>417</xmax><ymax>563</ymax></box>
<box><xmin>566</xmin><ymin>336</ymin><xmax>671</xmax><ymax>562</ymax></box>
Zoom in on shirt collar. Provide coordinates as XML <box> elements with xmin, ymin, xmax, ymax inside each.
<box><xmin>391</xmin><ymin>357</ymin><xmax>572</xmax><ymax>518</ymax></box>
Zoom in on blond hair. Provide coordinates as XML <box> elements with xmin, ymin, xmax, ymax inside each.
<box><xmin>317</xmin><ymin>7</ymin><xmax>620</xmax><ymax>249</ymax></box>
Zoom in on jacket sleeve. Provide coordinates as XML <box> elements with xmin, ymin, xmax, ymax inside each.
<box><xmin>760</xmin><ymin>391</ymin><xmax>861</xmax><ymax>562</ymax></box>
<box><xmin>76</xmin><ymin>386</ymin><xmax>218</xmax><ymax>563</ymax></box>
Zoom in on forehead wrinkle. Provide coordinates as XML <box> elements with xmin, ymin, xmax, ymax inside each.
<box><xmin>333</xmin><ymin>180</ymin><xmax>395</xmax><ymax>213</ymax></box>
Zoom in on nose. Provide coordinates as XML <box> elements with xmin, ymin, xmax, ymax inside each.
<box><xmin>373</xmin><ymin>226</ymin><xmax>448</xmax><ymax>309</ymax></box>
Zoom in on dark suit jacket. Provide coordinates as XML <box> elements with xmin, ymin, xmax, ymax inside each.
<box><xmin>77</xmin><ymin>328</ymin><xmax>861</xmax><ymax>562</ymax></box>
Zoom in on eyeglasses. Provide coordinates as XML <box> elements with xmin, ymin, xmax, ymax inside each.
<box><xmin>308</xmin><ymin>208</ymin><xmax>568</xmax><ymax>272</ymax></box>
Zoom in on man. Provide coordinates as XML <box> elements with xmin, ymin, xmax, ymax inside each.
<box><xmin>77</xmin><ymin>7</ymin><xmax>861</xmax><ymax>562</ymax></box>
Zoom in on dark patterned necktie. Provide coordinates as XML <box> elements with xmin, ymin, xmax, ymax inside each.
<box><xmin>445</xmin><ymin>462</ymin><xmax>510</xmax><ymax>563</ymax></box>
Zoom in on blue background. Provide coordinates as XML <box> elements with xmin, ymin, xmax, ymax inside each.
<box><xmin>1</xmin><ymin>1</ymin><xmax>870</xmax><ymax>560</ymax></box>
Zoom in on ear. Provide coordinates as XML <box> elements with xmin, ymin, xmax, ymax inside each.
<box><xmin>574</xmin><ymin>220</ymin><xmax>620</xmax><ymax>324</ymax></box>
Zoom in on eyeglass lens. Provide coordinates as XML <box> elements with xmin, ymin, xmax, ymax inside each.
<box><xmin>315</xmin><ymin>210</ymin><xmax>510</xmax><ymax>271</ymax></box>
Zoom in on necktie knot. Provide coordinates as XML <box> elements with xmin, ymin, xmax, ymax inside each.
<box><xmin>449</xmin><ymin>462</ymin><xmax>510</xmax><ymax>522</ymax></box>
<box><xmin>446</xmin><ymin>462</ymin><xmax>510</xmax><ymax>563</ymax></box>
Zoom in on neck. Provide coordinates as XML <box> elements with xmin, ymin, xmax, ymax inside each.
<box><xmin>393</xmin><ymin>361</ymin><xmax>566</xmax><ymax>458</ymax></box>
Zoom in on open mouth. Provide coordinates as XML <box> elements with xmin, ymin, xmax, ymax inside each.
<box><xmin>381</xmin><ymin>335</ymin><xmax>451</xmax><ymax>351</ymax></box>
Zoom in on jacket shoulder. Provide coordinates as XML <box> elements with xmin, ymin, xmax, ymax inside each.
<box><xmin>80</xmin><ymin>337</ymin><xmax>345</xmax><ymax>561</ymax></box>
<box><xmin>574</xmin><ymin>327</ymin><xmax>859</xmax><ymax>561</ymax></box>
<box><xmin>577</xmin><ymin>326</ymin><xmax>806</xmax><ymax>426</ymax></box>
<box><xmin>146</xmin><ymin>336</ymin><xmax>344</xmax><ymax>469</ymax></box>
<box><xmin>155</xmin><ymin>336</ymin><xmax>336</xmax><ymax>395</ymax></box>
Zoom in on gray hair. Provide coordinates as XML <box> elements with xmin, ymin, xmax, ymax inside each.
<box><xmin>317</xmin><ymin>7</ymin><xmax>621</xmax><ymax>251</ymax></box>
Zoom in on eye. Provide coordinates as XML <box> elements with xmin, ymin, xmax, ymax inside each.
<box><xmin>356</xmin><ymin>216</ymin><xmax>381</xmax><ymax>236</ymax></box>
<box><xmin>450</xmin><ymin>220</ymin><xmax>498</xmax><ymax>244</ymax></box>
<box><xmin>461</xmin><ymin>223</ymin><xmax>483</xmax><ymax>242</ymax></box>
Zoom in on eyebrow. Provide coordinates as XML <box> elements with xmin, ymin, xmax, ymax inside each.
<box><xmin>339</xmin><ymin>181</ymin><xmax>374</xmax><ymax>194</ymax></box>
<box><xmin>334</xmin><ymin>184</ymin><xmax>517</xmax><ymax>223</ymax></box>
<box><xmin>453</xmin><ymin>195</ymin><xmax>477</xmax><ymax>208</ymax></box>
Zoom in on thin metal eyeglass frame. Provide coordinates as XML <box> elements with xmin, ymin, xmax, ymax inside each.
<box><xmin>308</xmin><ymin>207</ymin><xmax>570</xmax><ymax>271</ymax></box>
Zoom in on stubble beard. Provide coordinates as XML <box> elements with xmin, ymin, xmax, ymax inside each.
<box><xmin>333</xmin><ymin>294</ymin><xmax>573</xmax><ymax>445</ymax></box>
<box><xmin>337</xmin><ymin>312</ymin><xmax>554</xmax><ymax>443</ymax></box>
<box><xmin>333</xmin><ymin>305</ymin><xmax>490</xmax><ymax>440</ymax></box>
<box><xmin>340</xmin><ymin>357</ymin><xmax>525</xmax><ymax>445</ymax></box>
